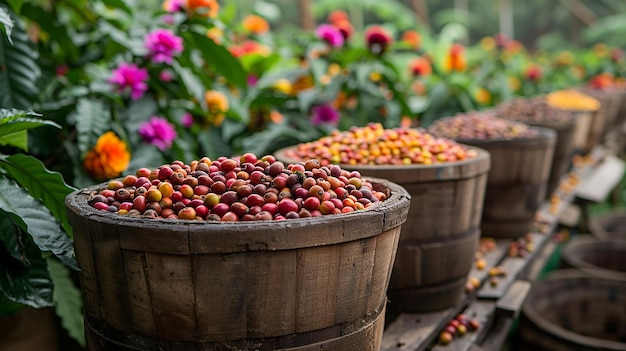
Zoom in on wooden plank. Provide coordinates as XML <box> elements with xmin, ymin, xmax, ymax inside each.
<box><xmin>478</xmin><ymin>316</ymin><xmax>514</xmax><ymax>351</ymax></box>
<box><xmin>476</xmin><ymin>257</ymin><xmax>525</xmax><ymax>300</ymax></box>
<box><xmin>495</xmin><ymin>280</ymin><xmax>531</xmax><ymax>318</ymax></box>
<box><xmin>575</xmin><ymin>154</ymin><xmax>625</xmax><ymax>202</ymax></box>
<box><xmin>430</xmin><ymin>300</ymin><xmax>496</xmax><ymax>351</ymax></box>
<box><xmin>246</xmin><ymin>250</ymin><xmax>297</xmax><ymax>338</ymax></box>
<box><xmin>380</xmin><ymin>308</ymin><xmax>458</xmax><ymax>351</ymax></box>
<box><xmin>122</xmin><ymin>251</ymin><xmax>155</xmax><ymax>337</ymax></box>
<box><xmin>467</xmin><ymin>239</ymin><xmax>508</xmax><ymax>289</ymax></box>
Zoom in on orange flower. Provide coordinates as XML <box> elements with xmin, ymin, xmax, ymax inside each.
<box><xmin>83</xmin><ymin>132</ymin><xmax>130</xmax><ymax>180</ymax></box>
<box><xmin>333</xmin><ymin>20</ymin><xmax>353</xmax><ymax>40</ymax></box>
<box><xmin>401</xmin><ymin>30</ymin><xmax>421</xmax><ymax>50</ymax></box>
<box><xmin>504</xmin><ymin>40</ymin><xmax>523</xmax><ymax>55</ymax></box>
<box><xmin>327</xmin><ymin>10</ymin><xmax>349</xmax><ymax>24</ymax></box>
<box><xmin>185</xmin><ymin>0</ymin><xmax>219</xmax><ymax>18</ymax></box>
<box><xmin>242</xmin><ymin>14</ymin><xmax>269</xmax><ymax>35</ymax></box>
<box><xmin>270</xmin><ymin>110</ymin><xmax>284</xmax><ymax>124</ymax></box>
<box><xmin>229</xmin><ymin>40</ymin><xmax>270</xmax><ymax>58</ymax></box>
<box><xmin>409</xmin><ymin>57</ymin><xmax>431</xmax><ymax>76</ymax></box>
<box><xmin>443</xmin><ymin>43</ymin><xmax>466</xmax><ymax>72</ymax></box>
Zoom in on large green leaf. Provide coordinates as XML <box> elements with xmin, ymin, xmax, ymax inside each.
<box><xmin>0</xmin><ymin>154</ymin><xmax>76</xmax><ymax>236</ymax></box>
<box><xmin>0</xmin><ymin>178</ymin><xmax>76</xmax><ymax>270</ymax></box>
<box><xmin>0</xmin><ymin>233</ymin><xmax>53</xmax><ymax>308</ymax></box>
<box><xmin>0</xmin><ymin>130</ymin><xmax>26</xmax><ymax>150</ymax></box>
<box><xmin>72</xmin><ymin>98</ymin><xmax>111</xmax><ymax>155</ymax></box>
<box><xmin>47</xmin><ymin>258</ymin><xmax>85</xmax><ymax>347</ymax></box>
<box><xmin>0</xmin><ymin>7</ymin><xmax>13</xmax><ymax>45</ymax></box>
<box><xmin>0</xmin><ymin>8</ymin><xmax>40</xmax><ymax>109</ymax></box>
<box><xmin>0</xmin><ymin>118</ymin><xmax>61</xmax><ymax>138</ymax></box>
<box><xmin>0</xmin><ymin>212</ymin><xmax>26</xmax><ymax>265</ymax></box>
<box><xmin>186</xmin><ymin>31</ymin><xmax>247</xmax><ymax>89</ymax></box>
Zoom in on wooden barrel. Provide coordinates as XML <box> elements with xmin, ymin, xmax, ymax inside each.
<box><xmin>569</xmin><ymin>110</ymin><xmax>595</xmax><ymax>154</ymax></box>
<box><xmin>494</xmin><ymin>117</ymin><xmax>576</xmax><ymax>197</ymax></box>
<box><xmin>456</xmin><ymin>127</ymin><xmax>556</xmax><ymax>238</ymax></box>
<box><xmin>561</xmin><ymin>235</ymin><xmax>626</xmax><ymax>281</ymax></box>
<box><xmin>589</xmin><ymin>210</ymin><xmax>626</xmax><ymax>241</ymax></box>
<box><xmin>65</xmin><ymin>178</ymin><xmax>410</xmax><ymax>351</ymax></box>
<box><xmin>519</xmin><ymin>270</ymin><xmax>626</xmax><ymax>351</ymax></box>
<box><xmin>276</xmin><ymin>147</ymin><xmax>490</xmax><ymax>313</ymax></box>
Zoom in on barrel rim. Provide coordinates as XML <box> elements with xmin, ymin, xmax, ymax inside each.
<box><xmin>561</xmin><ymin>235</ymin><xmax>626</xmax><ymax>281</ymax></box>
<box><xmin>453</xmin><ymin>126</ymin><xmax>557</xmax><ymax>146</ymax></box>
<box><xmin>65</xmin><ymin>177</ymin><xmax>411</xmax><ymax>252</ymax></box>
<box><xmin>588</xmin><ymin>209</ymin><xmax>626</xmax><ymax>240</ymax></box>
<box><xmin>522</xmin><ymin>269</ymin><xmax>626</xmax><ymax>350</ymax></box>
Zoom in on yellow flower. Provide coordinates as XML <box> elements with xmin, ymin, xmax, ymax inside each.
<box><xmin>474</xmin><ymin>87</ymin><xmax>491</xmax><ymax>105</ymax></box>
<box><xmin>206</xmin><ymin>27</ymin><xmax>223</xmax><ymax>45</ymax></box>
<box><xmin>242</xmin><ymin>14</ymin><xmax>269</xmax><ymax>35</ymax></box>
<box><xmin>443</xmin><ymin>44</ymin><xmax>466</xmax><ymax>73</ymax></box>
<box><xmin>369</xmin><ymin>71</ymin><xmax>382</xmax><ymax>82</ymax></box>
<box><xmin>480</xmin><ymin>37</ymin><xmax>495</xmax><ymax>51</ymax></box>
<box><xmin>205</xmin><ymin>90</ymin><xmax>229</xmax><ymax>113</ymax></box>
<box><xmin>508</xmin><ymin>76</ymin><xmax>521</xmax><ymax>92</ymax></box>
<box><xmin>593</xmin><ymin>43</ymin><xmax>608</xmax><ymax>57</ymax></box>
<box><xmin>83</xmin><ymin>132</ymin><xmax>130</xmax><ymax>180</ymax></box>
<box><xmin>328</xmin><ymin>63</ymin><xmax>341</xmax><ymax>76</ymax></box>
<box><xmin>272</xmin><ymin>78</ymin><xmax>292</xmax><ymax>95</ymax></box>
<box><xmin>555</xmin><ymin>51</ymin><xmax>574</xmax><ymax>66</ymax></box>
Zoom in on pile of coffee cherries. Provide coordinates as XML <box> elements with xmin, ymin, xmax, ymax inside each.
<box><xmin>283</xmin><ymin>123</ymin><xmax>476</xmax><ymax>166</ymax></box>
<box><xmin>88</xmin><ymin>154</ymin><xmax>388</xmax><ymax>221</ymax></box>
<box><xmin>494</xmin><ymin>97</ymin><xmax>574</xmax><ymax>124</ymax></box>
<box><xmin>439</xmin><ymin>313</ymin><xmax>480</xmax><ymax>345</ymax></box>
<box><xmin>428</xmin><ymin>111</ymin><xmax>539</xmax><ymax>141</ymax></box>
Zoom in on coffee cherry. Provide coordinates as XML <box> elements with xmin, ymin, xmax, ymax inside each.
<box><xmin>90</xmin><ymin>154</ymin><xmax>389</xmax><ymax>222</ymax></box>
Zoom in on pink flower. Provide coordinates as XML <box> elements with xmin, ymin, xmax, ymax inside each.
<box><xmin>108</xmin><ymin>62</ymin><xmax>149</xmax><ymax>100</ymax></box>
<box><xmin>181</xmin><ymin>112</ymin><xmax>193</xmax><ymax>128</ymax></box>
<box><xmin>311</xmin><ymin>105</ymin><xmax>340</xmax><ymax>126</ymax></box>
<box><xmin>159</xmin><ymin>70</ymin><xmax>173</xmax><ymax>82</ymax></box>
<box><xmin>315</xmin><ymin>24</ymin><xmax>344</xmax><ymax>48</ymax></box>
<box><xmin>144</xmin><ymin>28</ymin><xmax>184</xmax><ymax>64</ymax></box>
<box><xmin>138</xmin><ymin>116</ymin><xmax>177</xmax><ymax>150</ymax></box>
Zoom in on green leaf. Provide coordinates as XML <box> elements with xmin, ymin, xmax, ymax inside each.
<box><xmin>187</xmin><ymin>31</ymin><xmax>248</xmax><ymax>89</ymax></box>
<box><xmin>0</xmin><ymin>293</ymin><xmax>24</xmax><ymax>317</ymax></box>
<box><xmin>5</xmin><ymin>0</ymin><xmax>24</xmax><ymax>14</ymax></box>
<box><xmin>100</xmin><ymin>0</ymin><xmax>132</xmax><ymax>14</ymax></box>
<box><xmin>0</xmin><ymin>234</ymin><xmax>53</xmax><ymax>308</ymax></box>
<box><xmin>0</xmin><ymin>7</ymin><xmax>14</xmax><ymax>45</ymax></box>
<box><xmin>0</xmin><ymin>8</ymin><xmax>40</xmax><ymax>109</ymax></box>
<box><xmin>0</xmin><ymin>118</ymin><xmax>61</xmax><ymax>138</ymax></box>
<box><xmin>0</xmin><ymin>212</ymin><xmax>26</xmax><ymax>264</ymax></box>
<box><xmin>0</xmin><ymin>154</ymin><xmax>76</xmax><ymax>237</ymax></box>
<box><xmin>47</xmin><ymin>258</ymin><xmax>85</xmax><ymax>347</ymax></box>
<box><xmin>72</xmin><ymin>98</ymin><xmax>111</xmax><ymax>155</ymax></box>
<box><xmin>0</xmin><ymin>130</ymin><xmax>26</xmax><ymax>150</ymax></box>
<box><xmin>0</xmin><ymin>178</ymin><xmax>77</xmax><ymax>270</ymax></box>
<box><xmin>171</xmin><ymin>60</ymin><xmax>206</xmax><ymax>109</ymax></box>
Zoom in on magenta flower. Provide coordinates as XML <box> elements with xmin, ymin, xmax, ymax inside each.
<box><xmin>315</xmin><ymin>24</ymin><xmax>344</xmax><ymax>48</ymax></box>
<box><xmin>108</xmin><ymin>62</ymin><xmax>149</xmax><ymax>100</ymax></box>
<box><xmin>144</xmin><ymin>28</ymin><xmax>184</xmax><ymax>64</ymax></box>
<box><xmin>311</xmin><ymin>105</ymin><xmax>340</xmax><ymax>126</ymax></box>
<box><xmin>159</xmin><ymin>70</ymin><xmax>173</xmax><ymax>82</ymax></box>
<box><xmin>181</xmin><ymin>112</ymin><xmax>193</xmax><ymax>128</ymax></box>
<box><xmin>138</xmin><ymin>116</ymin><xmax>178</xmax><ymax>150</ymax></box>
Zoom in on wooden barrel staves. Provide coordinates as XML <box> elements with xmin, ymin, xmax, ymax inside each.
<box><xmin>458</xmin><ymin>127</ymin><xmax>556</xmax><ymax>238</ymax></box>
<box><xmin>519</xmin><ymin>270</ymin><xmax>626</xmax><ymax>351</ymax></box>
<box><xmin>65</xmin><ymin>178</ymin><xmax>410</xmax><ymax>351</ymax></box>
<box><xmin>276</xmin><ymin>147</ymin><xmax>490</xmax><ymax>313</ymax></box>
<box><xmin>561</xmin><ymin>235</ymin><xmax>626</xmax><ymax>281</ymax></box>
